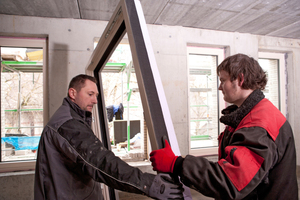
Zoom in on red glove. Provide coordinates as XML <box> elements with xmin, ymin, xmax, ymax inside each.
<box><xmin>149</xmin><ymin>140</ymin><xmax>178</xmax><ymax>173</ymax></box>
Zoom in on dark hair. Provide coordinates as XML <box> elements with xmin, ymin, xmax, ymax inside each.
<box><xmin>68</xmin><ymin>74</ymin><xmax>97</xmax><ymax>97</ymax></box>
<box><xmin>217</xmin><ymin>53</ymin><xmax>267</xmax><ymax>90</ymax></box>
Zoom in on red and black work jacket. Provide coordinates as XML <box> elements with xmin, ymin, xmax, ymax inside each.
<box><xmin>174</xmin><ymin>90</ymin><xmax>298</xmax><ymax>200</ymax></box>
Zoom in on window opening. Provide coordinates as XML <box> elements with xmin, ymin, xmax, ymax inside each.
<box><xmin>95</xmin><ymin>39</ymin><xmax>146</xmax><ymax>161</ymax></box>
<box><xmin>1</xmin><ymin>46</ymin><xmax>43</xmax><ymax>162</ymax></box>
<box><xmin>258</xmin><ymin>59</ymin><xmax>279</xmax><ymax>108</ymax></box>
<box><xmin>187</xmin><ymin>46</ymin><xmax>224</xmax><ymax>155</ymax></box>
<box><xmin>258</xmin><ymin>52</ymin><xmax>286</xmax><ymax>116</ymax></box>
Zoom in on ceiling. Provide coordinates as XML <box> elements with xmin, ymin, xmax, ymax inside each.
<box><xmin>0</xmin><ymin>0</ymin><xmax>300</xmax><ymax>40</ymax></box>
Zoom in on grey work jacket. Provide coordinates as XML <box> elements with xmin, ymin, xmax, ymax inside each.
<box><xmin>34</xmin><ymin>97</ymin><xmax>154</xmax><ymax>200</ymax></box>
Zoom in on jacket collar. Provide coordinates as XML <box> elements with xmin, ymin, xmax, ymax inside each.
<box><xmin>63</xmin><ymin>97</ymin><xmax>92</xmax><ymax>127</ymax></box>
<box><xmin>220</xmin><ymin>89</ymin><xmax>265</xmax><ymax>128</ymax></box>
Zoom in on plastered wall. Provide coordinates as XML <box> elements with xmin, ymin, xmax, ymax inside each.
<box><xmin>0</xmin><ymin>14</ymin><xmax>300</xmax><ymax>199</ymax></box>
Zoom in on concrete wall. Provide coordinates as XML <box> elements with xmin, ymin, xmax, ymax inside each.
<box><xmin>0</xmin><ymin>171</ymin><xmax>35</xmax><ymax>200</ymax></box>
<box><xmin>0</xmin><ymin>14</ymin><xmax>300</xmax><ymax>200</ymax></box>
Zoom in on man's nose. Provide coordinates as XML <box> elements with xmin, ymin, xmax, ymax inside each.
<box><xmin>93</xmin><ymin>96</ymin><xmax>98</xmax><ymax>104</ymax></box>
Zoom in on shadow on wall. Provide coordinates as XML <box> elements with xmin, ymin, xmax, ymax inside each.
<box><xmin>49</xmin><ymin>43</ymin><xmax>69</xmax><ymax>116</ymax></box>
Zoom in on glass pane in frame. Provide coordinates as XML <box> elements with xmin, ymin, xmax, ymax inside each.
<box><xmin>1</xmin><ymin>47</ymin><xmax>43</xmax><ymax>162</ymax></box>
<box><xmin>98</xmin><ymin>40</ymin><xmax>146</xmax><ymax>161</ymax></box>
<box><xmin>258</xmin><ymin>58</ymin><xmax>279</xmax><ymax>109</ymax></box>
<box><xmin>189</xmin><ymin>53</ymin><xmax>219</xmax><ymax>149</ymax></box>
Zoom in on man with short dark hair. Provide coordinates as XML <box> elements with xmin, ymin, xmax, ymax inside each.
<box><xmin>34</xmin><ymin>74</ymin><xmax>183</xmax><ymax>200</ymax></box>
<box><xmin>150</xmin><ymin>54</ymin><xmax>298</xmax><ymax>199</ymax></box>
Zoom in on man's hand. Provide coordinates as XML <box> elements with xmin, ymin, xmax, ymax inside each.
<box><xmin>148</xmin><ymin>173</ymin><xmax>184</xmax><ymax>200</ymax></box>
<box><xmin>150</xmin><ymin>140</ymin><xmax>178</xmax><ymax>173</ymax></box>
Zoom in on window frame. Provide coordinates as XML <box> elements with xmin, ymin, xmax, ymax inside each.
<box><xmin>187</xmin><ymin>46</ymin><xmax>225</xmax><ymax>156</ymax></box>
<box><xmin>0</xmin><ymin>36</ymin><xmax>48</xmax><ymax>173</ymax></box>
<box><xmin>85</xmin><ymin>0</ymin><xmax>184</xmax><ymax>155</ymax></box>
<box><xmin>85</xmin><ymin>0</ymin><xmax>190</xmax><ymax>199</ymax></box>
<box><xmin>258</xmin><ymin>51</ymin><xmax>286</xmax><ymax>116</ymax></box>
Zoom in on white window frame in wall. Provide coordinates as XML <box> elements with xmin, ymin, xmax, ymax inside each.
<box><xmin>0</xmin><ymin>36</ymin><xmax>48</xmax><ymax>173</ymax></box>
<box><xmin>258</xmin><ymin>52</ymin><xmax>286</xmax><ymax>117</ymax></box>
<box><xmin>187</xmin><ymin>46</ymin><xmax>225</xmax><ymax>156</ymax></box>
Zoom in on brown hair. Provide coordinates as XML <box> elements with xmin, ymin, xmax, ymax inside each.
<box><xmin>217</xmin><ymin>54</ymin><xmax>267</xmax><ymax>90</ymax></box>
<box><xmin>68</xmin><ymin>74</ymin><xmax>97</xmax><ymax>97</ymax></box>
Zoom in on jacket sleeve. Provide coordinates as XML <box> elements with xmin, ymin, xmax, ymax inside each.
<box><xmin>54</xmin><ymin>119</ymin><xmax>155</xmax><ymax>195</ymax></box>
<box><xmin>175</xmin><ymin>126</ymin><xmax>277</xmax><ymax>200</ymax></box>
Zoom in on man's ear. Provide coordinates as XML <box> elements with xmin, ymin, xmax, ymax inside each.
<box><xmin>238</xmin><ymin>73</ymin><xmax>244</xmax><ymax>87</ymax></box>
<box><xmin>68</xmin><ymin>88</ymin><xmax>76</xmax><ymax>100</ymax></box>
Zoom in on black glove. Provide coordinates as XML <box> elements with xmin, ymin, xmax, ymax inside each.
<box><xmin>148</xmin><ymin>173</ymin><xmax>184</xmax><ymax>200</ymax></box>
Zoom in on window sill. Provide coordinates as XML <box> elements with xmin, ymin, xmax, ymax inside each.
<box><xmin>189</xmin><ymin>147</ymin><xmax>218</xmax><ymax>157</ymax></box>
<box><xmin>0</xmin><ymin>161</ymin><xmax>36</xmax><ymax>173</ymax></box>
<box><xmin>0</xmin><ymin>170</ymin><xmax>34</xmax><ymax>177</ymax></box>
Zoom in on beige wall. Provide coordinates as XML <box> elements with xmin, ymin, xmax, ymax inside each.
<box><xmin>1</xmin><ymin>13</ymin><xmax>300</xmax><ymax>159</ymax></box>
